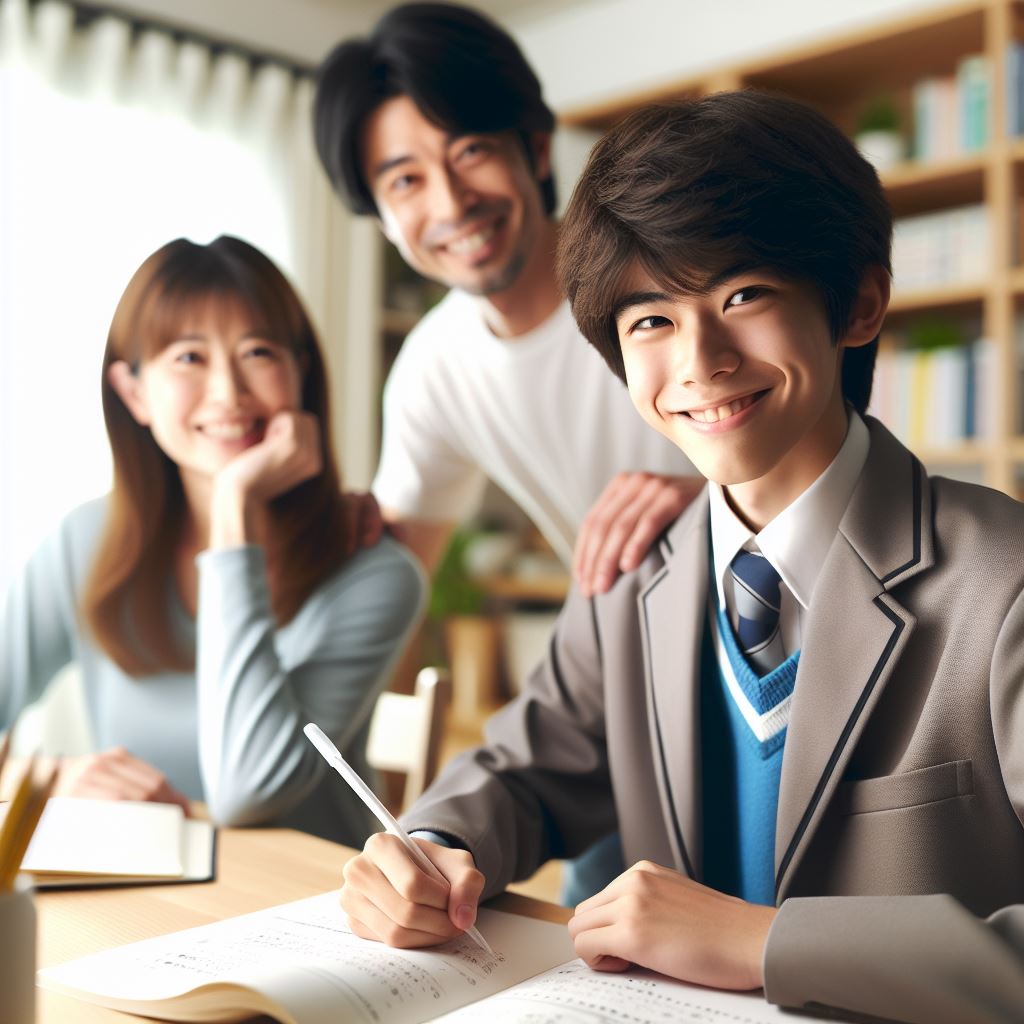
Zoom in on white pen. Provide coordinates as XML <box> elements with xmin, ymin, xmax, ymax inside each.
<box><xmin>304</xmin><ymin>722</ymin><xmax>496</xmax><ymax>958</ymax></box>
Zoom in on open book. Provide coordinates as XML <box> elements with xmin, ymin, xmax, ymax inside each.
<box><xmin>5</xmin><ymin>797</ymin><xmax>215</xmax><ymax>888</ymax></box>
<box><xmin>40</xmin><ymin>890</ymin><xmax>835</xmax><ymax>1023</ymax></box>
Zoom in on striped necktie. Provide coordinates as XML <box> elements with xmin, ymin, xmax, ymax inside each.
<box><xmin>729</xmin><ymin>549</ymin><xmax>785</xmax><ymax>674</ymax></box>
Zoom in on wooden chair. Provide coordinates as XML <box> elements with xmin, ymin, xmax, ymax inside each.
<box><xmin>366</xmin><ymin>667</ymin><xmax>451</xmax><ymax>815</ymax></box>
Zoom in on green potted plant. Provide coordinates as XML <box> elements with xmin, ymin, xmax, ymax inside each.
<box><xmin>428</xmin><ymin>532</ymin><xmax>500</xmax><ymax>724</ymax></box>
<box><xmin>854</xmin><ymin>95</ymin><xmax>904</xmax><ymax>171</ymax></box>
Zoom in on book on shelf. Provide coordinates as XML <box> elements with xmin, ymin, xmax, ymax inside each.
<box><xmin>1007</xmin><ymin>42</ymin><xmax>1024</xmax><ymax>138</ymax></box>
<box><xmin>892</xmin><ymin>204</ymin><xmax>990</xmax><ymax>292</ymax></box>
<box><xmin>0</xmin><ymin>796</ymin><xmax>215</xmax><ymax>888</ymax></box>
<box><xmin>911</xmin><ymin>54</ymin><xmax>990</xmax><ymax>161</ymax></box>
<box><xmin>869</xmin><ymin>338</ymin><xmax>997</xmax><ymax>449</ymax></box>
<box><xmin>39</xmin><ymin>890</ymin><xmax>837</xmax><ymax>1024</ymax></box>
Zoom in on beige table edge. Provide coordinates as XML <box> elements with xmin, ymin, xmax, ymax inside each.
<box><xmin>35</xmin><ymin>826</ymin><xmax>570</xmax><ymax>1023</ymax></box>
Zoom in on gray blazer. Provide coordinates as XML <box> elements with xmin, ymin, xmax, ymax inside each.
<box><xmin>405</xmin><ymin>419</ymin><xmax>1024</xmax><ymax>1023</ymax></box>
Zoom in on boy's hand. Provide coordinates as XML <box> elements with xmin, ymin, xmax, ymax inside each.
<box><xmin>55</xmin><ymin>747</ymin><xmax>191</xmax><ymax>814</ymax></box>
<box><xmin>340</xmin><ymin>833</ymin><xmax>485</xmax><ymax>948</ymax></box>
<box><xmin>573</xmin><ymin>474</ymin><xmax>703</xmax><ymax>597</ymax></box>
<box><xmin>568</xmin><ymin>860</ymin><xmax>775</xmax><ymax>990</ymax></box>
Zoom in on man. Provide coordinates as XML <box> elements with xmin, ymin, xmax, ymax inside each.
<box><xmin>338</xmin><ymin>93</ymin><xmax>1024</xmax><ymax>1024</ymax></box>
<box><xmin>313</xmin><ymin>1</ymin><xmax>696</xmax><ymax>591</ymax></box>
<box><xmin>313</xmin><ymin>2</ymin><xmax>698</xmax><ymax>901</ymax></box>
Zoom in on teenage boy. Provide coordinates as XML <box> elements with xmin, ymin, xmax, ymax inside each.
<box><xmin>337</xmin><ymin>92</ymin><xmax>1024</xmax><ymax>1024</ymax></box>
<box><xmin>314</xmin><ymin>2</ymin><xmax>698</xmax><ymax>903</ymax></box>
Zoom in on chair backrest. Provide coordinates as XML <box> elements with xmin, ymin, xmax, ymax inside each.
<box><xmin>366</xmin><ymin>667</ymin><xmax>451</xmax><ymax>814</ymax></box>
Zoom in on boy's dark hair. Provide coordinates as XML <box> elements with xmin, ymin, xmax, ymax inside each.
<box><xmin>314</xmin><ymin>2</ymin><xmax>557</xmax><ymax>218</ymax></box>
<box><xmin>557</xmin><ymin>91</ymin><xmax>893</xmax><ymax>414</ymax></box>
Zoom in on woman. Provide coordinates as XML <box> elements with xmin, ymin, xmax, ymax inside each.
<box><xmin>0</xmin><ymin>236</ymin><xmax>424</xmax><ymax>845</ymax></box>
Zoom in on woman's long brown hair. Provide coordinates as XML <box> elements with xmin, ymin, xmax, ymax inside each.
<box><xmin>81</xmin><ymin>236</ymin><xmax>352</xmax><ymax>676</ymax></box>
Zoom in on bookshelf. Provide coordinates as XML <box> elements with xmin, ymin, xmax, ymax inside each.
<box><xmin>561</xmin><ymin>0</ymin><xmax>1024</xmax><ymax>498</ymax></box>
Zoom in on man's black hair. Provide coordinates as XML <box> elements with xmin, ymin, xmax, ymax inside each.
<box><xmin>314</xmin><ymin>2</ymin><xmax>556</xmax><ymax>217</ymax></box>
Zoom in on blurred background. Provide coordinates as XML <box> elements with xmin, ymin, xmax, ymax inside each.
<box><xmin>2</xmin><ymin>0</ymin><xmax>1022</xmax><ymax>805</ymax></box>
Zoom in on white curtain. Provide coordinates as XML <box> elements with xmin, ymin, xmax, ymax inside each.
<box><xmin>0</xmin><ymin>0</ymin><xmax>353</xmax><ymax>596</ymax></box>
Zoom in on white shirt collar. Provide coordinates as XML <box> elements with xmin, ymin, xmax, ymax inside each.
<box><xmin>709</xmin><ymin>411</ymin><xmax>870</xmax><ymax>611</ymax></box>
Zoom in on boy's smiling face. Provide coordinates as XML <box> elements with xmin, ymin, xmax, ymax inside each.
<box><xmin>615</xmin><ymin>263</ymin><xmax>859</xmax><ymax>525</ymax></box>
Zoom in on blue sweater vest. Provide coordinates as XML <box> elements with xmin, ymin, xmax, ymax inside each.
<box><xmin>700</xmin><ymin>606</ymin><xmax>800</xmax><ymax>906</ymax></box>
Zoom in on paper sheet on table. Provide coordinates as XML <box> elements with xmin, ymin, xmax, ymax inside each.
<box><xmin>431</xmin><ymin>957</ymin><xmax>838</xmax><ymax>1023</ymax></box>
<box><xmin>39</xmin><ymin>890</ymin><xmax>577</xmax><ymax>1024</ymax></box>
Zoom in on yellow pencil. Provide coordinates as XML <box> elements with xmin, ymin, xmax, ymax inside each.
<box><xmin>0</xmin><ymin>756</ymin><xmax>35</xmax><ymax>890</ymax></box>
<box><xmin>0</xmin><ymin>758</ymin><xmax>58</xmax><ymax>891</ymax></box>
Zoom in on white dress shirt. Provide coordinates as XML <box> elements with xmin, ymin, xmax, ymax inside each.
<box><xmin>709</xmin><ymin>411</ymin><xmax>871</xmax><ymax>660</ymax></box>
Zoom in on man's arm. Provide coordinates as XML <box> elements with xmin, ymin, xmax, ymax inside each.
<box><xmin>381</xmin><ymin>510</ymin><xmax>455</xmax><ymax>576</ymax></box>
<box><xmin>386</xmin><ymin>473</ymin><xmax>702</xmax><ymax>589</ymax></box>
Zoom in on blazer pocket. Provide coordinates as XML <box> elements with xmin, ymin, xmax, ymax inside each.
<box><xmin>836</xmin><ymin>759</ymin><xmax>974</xmax><ymax>816</ymax></box>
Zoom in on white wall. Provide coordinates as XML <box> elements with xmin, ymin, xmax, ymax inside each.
<box><xmin>507</xmin><ymin>0</ymin><xmax>949</xmax><ymax>114</ymax></box>
<box><xmin>95</xmin><ymin>0</ymin><xmax>376</xmax><ymax>67</ymax></box>
<box><xmin>92</xmin><ymin>0</ymin><xmax>954</xmax><ymax>103</ymax></box>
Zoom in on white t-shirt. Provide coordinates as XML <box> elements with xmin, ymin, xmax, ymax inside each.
<box><xmin>373</xmin><ymin>290</ymin><xmax>694</xmax><ymax>565</ymax></box>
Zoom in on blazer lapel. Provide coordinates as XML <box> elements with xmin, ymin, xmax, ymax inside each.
<box><xmin>775</xmin><ymin>420</ymin><xmax>934</xmax><ymax>901</ymax></box>
<box><xmin>638</xmin><ymin>494</ymin><xmax>710</xmax><ymax>881</ymax></box>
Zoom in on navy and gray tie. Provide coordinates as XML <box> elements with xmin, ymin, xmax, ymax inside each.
<box><xmin>729</xmin><ymin>549</ymin><xmax>785</xmax><ymax>674</ymax></box>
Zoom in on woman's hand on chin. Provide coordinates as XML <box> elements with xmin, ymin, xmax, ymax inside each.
<box><xmin>209</xmin><ymin>411</ymin><xmax>322</xmax><ymax>547</ymax></box>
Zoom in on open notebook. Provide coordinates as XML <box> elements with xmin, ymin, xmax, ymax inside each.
<box><xmin>40</xmin><ymin>890</ymin><xmax>836</xmax><ymax>1023</ymax></box>
<box><xmin>2</xmin><ymin>797</ymin><xmax>215</xmax><ymax>888</ymax></box>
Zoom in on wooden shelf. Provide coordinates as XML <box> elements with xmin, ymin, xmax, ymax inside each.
<box><xmin>914</xmin><ymin>442</ymin><xmax>991</xmax><ymax>464</ymax></box>
<box><xmin>881</xmin><ymin>153</ymin><xmax>987</xmax><ymax>216</ymax></box>
<box><xmin>887</xmin><ymin>282</ymin><xmax>987</xmax><ymax>314</ymax></box>
<box><xmin>1009</xmin><ymin>267</ymin><xmax>1024</xmax><ymax>295</ymax></box>
<box><xmin>561</xmin><ymin>1</ymin><xmax>987</xmax><ymax>130</ymax></box>
<box><xmin>380</xmin><ymin>308</ymin><xmax>423</xmax><ymax>335</ymax></box>
<box><xmin>742</xmin><ymin>3</ymin><xmax>985</xmax><ymax>104</ymax></box>
<box><xmin>473</xmin><ymin>573</ymin><xmax>570</xmax><ymax>604</ymax></box>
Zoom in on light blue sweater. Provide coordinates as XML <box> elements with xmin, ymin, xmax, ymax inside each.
<box><xmin>702</xmin><ymin>608</ymin><xmax>800</xmax><ymax>906</ymax></box>
<box><xmin>0</xmin><ymin>498</ymin><xmax>425</xmax><ymax>845</ymax></box>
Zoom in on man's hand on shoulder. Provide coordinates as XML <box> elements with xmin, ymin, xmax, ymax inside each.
<box><xmin>340</xmin><ymin>833</ymin><xmax>485</xmax><ymax>948</ymax></box>
<box><xmin>568</xmin><ymin>861</ymin><xmax>775</xmax><ymax>990</ymax></box>
<box><xmin>574</xmin><ymin>474</ymin><xmax>703</xmax><ymax>597</ymax></box>
<box><xmin>345</xmin><ymin>491</ymin><xmax>385</xmax><ymax>555</ymax></box>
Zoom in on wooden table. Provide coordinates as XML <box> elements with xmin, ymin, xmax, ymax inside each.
<box><xmin>35</xmin><ymin>826</ymin><xmax>570</xmax><ymax>1023</ymax></box>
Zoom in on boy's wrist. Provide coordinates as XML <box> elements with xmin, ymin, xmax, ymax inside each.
<box><xmin>409</xmin><ymin>829</ymin><xmax>465</xmax><ymax>851</ymax></box>
<box><xmin>747</xmin><ymin>902</ymin><xmax>777</xmax><ymax>988</ymax></box>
